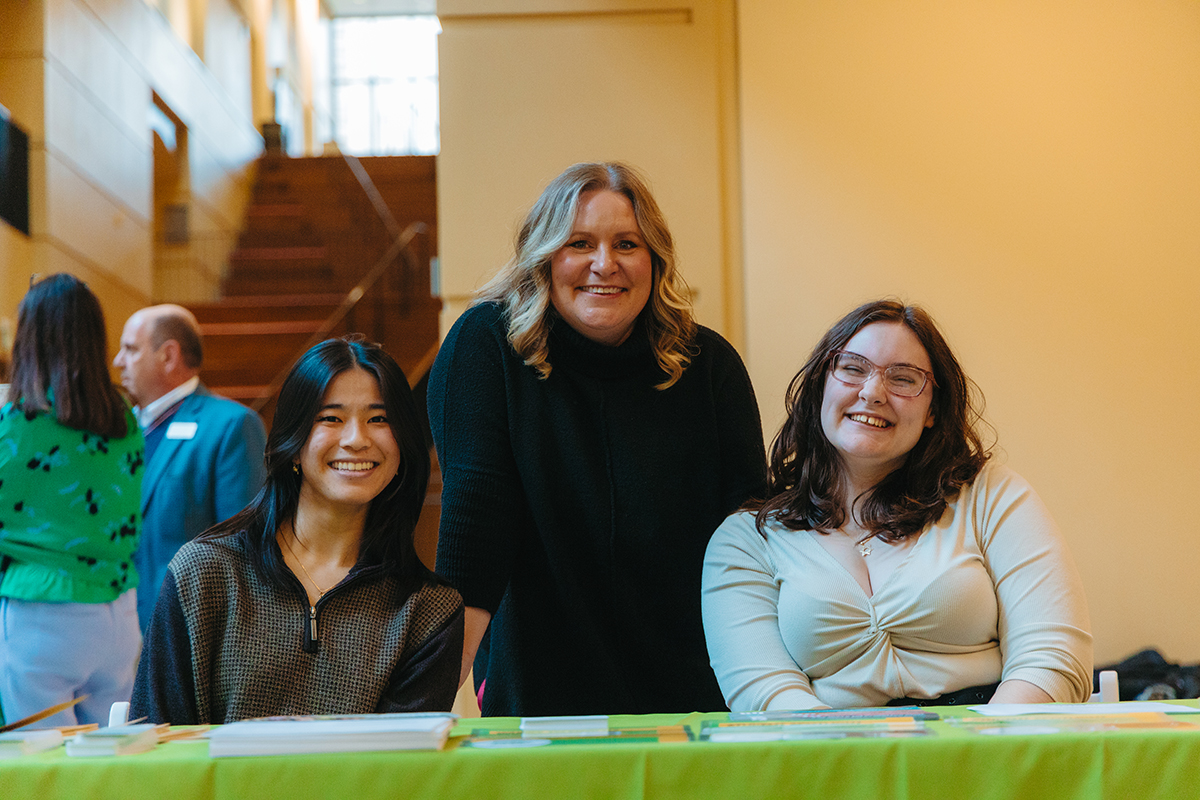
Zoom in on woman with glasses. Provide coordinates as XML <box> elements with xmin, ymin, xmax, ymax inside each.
<box><xmin>701</xmin><ymin>299</ymin><xmax>1092</xmax><ymax>710</ymax></box>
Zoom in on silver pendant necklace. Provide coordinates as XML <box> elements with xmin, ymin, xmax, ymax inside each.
<box><xmin>857</xmin><ymin>539</ymin><xmax>873</xmax><ymax>557</ymax></box>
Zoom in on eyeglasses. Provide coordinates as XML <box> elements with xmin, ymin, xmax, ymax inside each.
<box><xmin>830</xmin><ymin>351</ymin><xmax>936</xmax><ymax>398</ymax></box>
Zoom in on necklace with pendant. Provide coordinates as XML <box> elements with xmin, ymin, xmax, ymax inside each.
<box><xmin>857</xmin><ymin>539</ymin><xmax>873</xmax><ymax>557</ymax></box>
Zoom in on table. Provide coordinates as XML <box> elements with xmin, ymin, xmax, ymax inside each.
<box><xmin>3</xmin><ymin>705</ymin><xmax>1198</xmax><ymax>800</ymax></box>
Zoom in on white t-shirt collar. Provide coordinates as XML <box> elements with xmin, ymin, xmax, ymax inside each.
<box><xmin>137</xmin><ymin>375</ymin><xmax>200</xmax><ymax>429</ymax></box>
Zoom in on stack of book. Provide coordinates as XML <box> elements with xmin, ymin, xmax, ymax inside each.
<box><xmin>207</xmin><ymin>713</ymin><xmax>458</xmax><ymax>757</ymax></box>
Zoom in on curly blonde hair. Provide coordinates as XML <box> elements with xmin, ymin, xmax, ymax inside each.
<box><xmin>474</xmin><ymin>162</ymin><xmax>696</xmax><ymax>389</ymax></box>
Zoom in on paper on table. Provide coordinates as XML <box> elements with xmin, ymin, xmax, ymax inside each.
<box><xmin>207</xmin><ymin>713</ymin><xmax>457</xmax><ymax>757</ymax></box>
<box><xmin>65</xmin><ymin>723</ymin><xmax>162</xmax><ymax>757</ymax></box>
<box><xmin>970</xmin><ymin>702</ymin><xmax>1199</xmax><ymax>716</ymax></box>
<box><xmin>519</xmin><ymin>715</ymin><xmax>608</xmax><ymax>733</ymax></box>
<box><xmin>0</xmin><ymin>729</ymin><xmax>64</xmax><ymax>758</ymax></box>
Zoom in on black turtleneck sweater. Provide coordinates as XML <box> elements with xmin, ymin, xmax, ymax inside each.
<box><xmin>429</xmin><ymin>302</ymin><xmax>766</xmax><ymax>716</ymax></box>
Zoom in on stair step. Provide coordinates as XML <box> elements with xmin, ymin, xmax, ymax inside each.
<box><xmin>230</xmin><ymin>246</ymin><xmax>327</xmax><ymax>260</ymax></box>
<box><xmin>190</xmin><ymin>295</ymin><xmax>344</xmax><ymax>324</ymax></box>
<box><xmin>223</xmin><ymin>276</ymin><xmax>344</xmax><ymax>297</ymax></box>
<box><xmin>191</xmin><ymin>154</ymin><xmax>438</xmax><ymax>433</ymax></box>
<box><xmin>236</xmin><ymin>228</ymin><xmax>322</xmax><ymax>247</ymax></box>
<box><xmin>199</xmin><ymin>320</ymin><xmax>324</xmax><ymax>337</ymax></box>
<box><xmin>204</xmin><ymin>331</ymin><xmax>315</xmax><ymax>366</ymax></box>
<box><xmin>192</xmin><ymin>293</ymin><xmax>345</xmax><ymax>308</ymax></box>
<box><xmin>246</xmin><ymin>204</ymin><xmax>304</xmax><ymax>217</ymax></box>
<box><xmin>210</xmin><ymin>385</ymin><xmax>273</xmax><ymax>401</ymax></box>
<box><xmin>223</xmin><ymin>265</ymin><xmax>337</xmax><ymax>290</ymax></box>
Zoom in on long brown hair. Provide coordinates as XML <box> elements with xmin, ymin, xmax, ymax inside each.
<box><xmin>750</xmin><ymin>299</ymin><xmax>990</xmax><ymax>542</ymax></box>
<box><xmin>8</xmin><ymin>273</ymin><xmax>129</xmax><ymax>438</ymax></box>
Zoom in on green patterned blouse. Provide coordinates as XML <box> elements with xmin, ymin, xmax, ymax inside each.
<box><xmin>0</xmin><ymin>400</ymin><xmax>145</xmax><ymax>603</ymax></box>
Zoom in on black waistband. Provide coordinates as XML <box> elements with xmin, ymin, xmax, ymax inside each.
<box><xmin>886</xmin><ymin>681</ymin><xmax>1000</xmax><ymax>707</ymax></box>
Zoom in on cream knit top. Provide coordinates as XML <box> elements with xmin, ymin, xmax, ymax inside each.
<box><xmin>701</xmin><ymin>464</ymin><xmax>1093</xmax><ymax>710</ymax></box>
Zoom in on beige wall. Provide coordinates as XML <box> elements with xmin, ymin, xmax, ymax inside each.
<box><xmin>437</xmin><ymin>0</ymin><xmax>1199</xmax><ymax>664</ymax></box>
<box><xmin>0</xmin><ymin>0</ymin><xmax>264</xmax><ymax>348</ymax></box>
<box><xmin>740</xmin><ymin>1</ymin><xmax>1200</xmax><ymax>664</ymax></box>
<box><xmin>0</xmin><ymin>1</ymin><xmax>45</xmax><ymax>333</ymax></box>
<box><xmin>0</xmin><ymin>226</ymin><xmax>32</xmax><ymax>361</ymax></box>
<box><xmin>436</xmin><ymin>0</ymin><xmax>743</xmax><ymax>344</ymax></box>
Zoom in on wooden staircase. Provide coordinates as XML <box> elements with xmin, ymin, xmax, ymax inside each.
<box><xmin>189</xmin><ymin>154</ymin><xmax>440</xmax><ymax>424</ymax></box>
<box><xmin>183</xmin><ymin>153</ymin><xmax>443</xmax><ymax>568</ymax></box>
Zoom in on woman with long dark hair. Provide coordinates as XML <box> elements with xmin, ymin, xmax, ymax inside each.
<box><xmin>132</xmin><ymin>337</ymin><xmax>463</xmax><ymax>723</ymax></box>
<box><xmin>0</xmin><ymin>274</ymin><xmax>144</xmax><ymax>726</ymax></box>
<box><xmin>702</xmin><ymin>299</ymin><xmax>1092</xmax><ymax>710</ymax></box>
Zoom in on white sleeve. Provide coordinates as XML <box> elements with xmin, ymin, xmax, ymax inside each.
<box><xmin>701</xmin><ymin>513</ymin><xmax>831</xmax><ymax>711</ymax></box>
<box><xmin>974</xmin><ymin>467</ymin><xmax>1094</xmax><ymax>702</ymax></box>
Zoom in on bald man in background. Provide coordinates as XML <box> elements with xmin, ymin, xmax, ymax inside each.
<box><xmin>114</xmin><ymin>305</ymin><xmax>267</xmax><ymax>631</ymax></box>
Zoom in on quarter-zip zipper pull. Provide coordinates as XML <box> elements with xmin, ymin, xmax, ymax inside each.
<box><xmin>310</xmin><ymin>604</ymin><xmax>318</xmax><ymax>640</ymax></box>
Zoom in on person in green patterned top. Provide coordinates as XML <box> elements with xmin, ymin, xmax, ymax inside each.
<box><xmin>0</xmin><ymin>274</ymin><xmax>144</xmax><ymax>727</ymax></box>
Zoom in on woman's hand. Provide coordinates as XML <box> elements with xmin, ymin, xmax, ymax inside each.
<box><xmin>460</xmin><ymin>606</ymin><xmax>493</xmax><ymax>688</ymax></box>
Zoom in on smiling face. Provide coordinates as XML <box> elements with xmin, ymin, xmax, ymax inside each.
<box><xmin>296</xmin><ymin>368</ymin><xmax>401</xmax><ymax>516</ymax></box>
<box><xmin>820</xmin><ymin>322</ymin><xmax>936</xmax><ymax>491</ymax></box>
<box><xmin>548</xmin><ymin>189</ymin><xmax>654</xmax><ymax>346</ymax></box>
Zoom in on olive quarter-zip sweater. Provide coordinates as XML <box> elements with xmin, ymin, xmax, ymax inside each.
<box><xmin>131</xmin><ymin>533</ymin><xmax>464</xmax><ymax>724</ymax></box>
<box><xmin>431</xmin><ymin>303</ymin><xmax>767</xmax><ymax>716</ymax></box>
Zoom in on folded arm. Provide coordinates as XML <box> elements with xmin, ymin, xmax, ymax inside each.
<box><xmin>702</xmin><ymin>514</ymin><xmax>830</xmax><ymax>711</ymax></box>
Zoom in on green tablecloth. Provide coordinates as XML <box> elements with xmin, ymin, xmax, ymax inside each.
<box><xmin>2</xmin><ymin>706</ymin><xmax>1198</xmax><ymax>799</ymax></box>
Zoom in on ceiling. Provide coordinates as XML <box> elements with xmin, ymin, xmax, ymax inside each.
<box><xmin>323</xmin><ymin>0</ymin><xmax>436</xmax><ymax>17</ymax></box>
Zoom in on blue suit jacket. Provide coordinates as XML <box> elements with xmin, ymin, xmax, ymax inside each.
<box><xmin>135</xmin><ymin>387</ymin><xmax>267</xmax><ymax>631</ymax></box>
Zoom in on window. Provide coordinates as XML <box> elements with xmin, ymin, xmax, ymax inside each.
<box><xmin>331</xmin><ymin>15</ymin><xmax>440</xmax><ymax>155</ymax></box>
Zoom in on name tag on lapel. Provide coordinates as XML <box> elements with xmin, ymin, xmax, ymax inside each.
<box><xmin>166</xmin><ymin>421</ymin><xmax>198</xmax><ymax>440</ymax></box>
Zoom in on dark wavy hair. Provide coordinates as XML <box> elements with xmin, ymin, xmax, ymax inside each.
<box><xmin>8</xmin><ymin>273</ymin><xmax>129</xmax><ymax>438</ymax></box>
<box><xmin>201</xmin><ymin>337</ymin><xmax>431</xmax><ymax>587</ymax></box>
<box><xmin>750</xmin><ymin>299</ymin><xmax>990</xmax><ymax>543</ymax></box>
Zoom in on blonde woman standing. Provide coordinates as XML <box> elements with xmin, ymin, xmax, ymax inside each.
<box><xmin>430</xmin><ymin>162</ymin><xmax>766</xmax><ymax>716</ymax></box>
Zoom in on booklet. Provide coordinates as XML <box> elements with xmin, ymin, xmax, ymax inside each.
<box><xmin>465</xmin><ymin>723</ymin><xmax>692</xmax><ymax>747</ymax></box>
<box><xmin>518</xmin><ymin>715</ymin><xmax>609</xmax><ymax>737</ymax></box>
<box><xmin>970</xmin><ymin>702</ymin><xmax>1199</xmax><ymax>716</ymax></box>
<box><xmin>728</xmin><ymin>707</ymin><xmax>940</xmax><ymax>722</ymax></box>
<box><xmin>948</xmin><ymin>712</ymin><xmax>1200</xmax><ymax>735</ymax></box>
<box><xmin>700</xmin><ymin>716</ymin><xmax>930</xmax><ymax>742</ymax></box>
<box><xmin>0</xmin><ymin>729</ymin><xmax>64</xmax><ymax>758</ymax></box>
<box><xmin>207</xmin><ymin>713</ymin><xmax>457</xmax><ymax>758</ymax></box>
<box><xmin>65</xmin><ymin>724</ymin><xmax>163</xmax><ymax>757</ymax></box>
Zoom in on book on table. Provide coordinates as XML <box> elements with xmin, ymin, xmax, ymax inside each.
<box><xmin>0</xmin><ymin>729</ymin><xmax>64</xmax><ymax>758</ymax></box>
<box><xmin>519</xmin><ymin>715</ymin><xmax>609</xmax><ymax>737</ymax></box>
<box><xmin>207</xmin><ymin>713</ymin><xmax>458</xmax><ymax>757</ymax></box>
